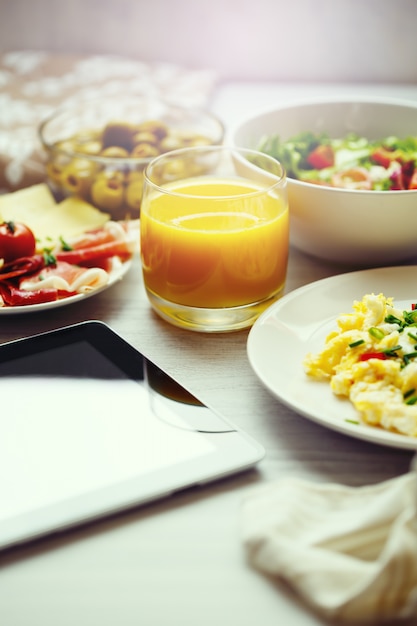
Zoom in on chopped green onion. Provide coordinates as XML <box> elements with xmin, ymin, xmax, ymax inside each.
<box><xmin>405</xmin><ymin>396</ymin><xmax>417</xmax><ymax>405</ymax></box>
<box><xmin>43</xmin><ymin>250</ymin><xmax>56</xmax><ymax>266</ymax></box>
<box><xmin>403</xmin><ymin>310</ymin><xmax>417</xmax><ymax>325</ymax></box>
<box><xmin>368</xmin><ymin>327</ymin><xmax>385</xmax><ymax>340</ymax></box>
<box><xmin>382</xmin><ymin>345</ymin><xmax>402</xmax><ymax>356</ymax></box>
<box><xmin>349</xmin><ymin>339</ymin><xmax>365</xmax><ymax>348</ymax></box>
<box><xmin>384</xmin><ymin>314</ymin><xmax>404</xmax><ymax>326</ymax></box>
<box><xmin>407</xmin><ymin>331</ymin><xmax>417</xmax><ymax>342</ymax></box>
<box><xmin>59</xmin><ymin>236</ymin><xmax>73</xmax><ymax>251</ymax></box>
<box><xmin>403</xmin><ymin>388</ymin><xmax>416</xmax><ymax>399</ymax></box>
<box><xmin>403</xmin><ymin>351</ymin><xmax>417</xmax><ymax>365</ymax></box>
<box><xmin>345</xmin><ymin>419</ymin><xmax>359</xmax><ymax>425</ymax></box>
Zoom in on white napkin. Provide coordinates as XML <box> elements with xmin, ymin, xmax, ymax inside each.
<box><xmin>241</xmin><ymin>464</ymin><xmax>417</xmax><ymax>623</ymax></box>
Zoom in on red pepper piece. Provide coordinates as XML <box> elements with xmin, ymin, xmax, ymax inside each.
<box><xmin>306</xmin><ymin>144</ymin><xmax>335</xmax><ymax>169</ymax></box>
<box><xmin>0</xmin><ymin>254</ymin><xmax>45</xmax><ymax>281</ymax></box>
<box><xmin>359</xmin><ymin>352</ymin><xmax>387</xmax><ymax>361</ymax></box>
<box><xmin>0</xmin><ymin>283</ymin><xmax>58</xmax><ymax>306</ymax></box>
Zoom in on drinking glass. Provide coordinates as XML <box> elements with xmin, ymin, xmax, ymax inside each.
<box><xmin>140</xmin><ymin>145</ymin><xmax>288</xmax><ymax>332</ymax></box>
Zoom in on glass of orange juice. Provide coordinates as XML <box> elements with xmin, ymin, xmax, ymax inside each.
<box><xmin>140</xmin><ymin>145</ymin><xmax>288</xmax><ymax>332</ymax></box>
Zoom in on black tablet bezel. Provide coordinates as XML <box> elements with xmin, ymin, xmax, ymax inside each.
<box><xmin>0</xmin><ymin>321</ymin><xmax>144</xmax><ymax>380</ymax></box>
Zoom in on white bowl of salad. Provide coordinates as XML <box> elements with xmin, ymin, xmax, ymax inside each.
<box><xmin>230</xmin><ymin>97</ymin><xmax>417</xmax><ymax>265</ymax></box>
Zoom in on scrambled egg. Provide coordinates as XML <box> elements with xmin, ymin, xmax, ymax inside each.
<box><xmin>304</xmin><ymin>293</ymin><xmax>417</xmax><ymax>437</ymax></box>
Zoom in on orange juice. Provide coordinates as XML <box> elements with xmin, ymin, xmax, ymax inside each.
<box><xmin>140</xmin><ymin>177</ymin><xmax>289</xmax><ymax>309</ymax></box>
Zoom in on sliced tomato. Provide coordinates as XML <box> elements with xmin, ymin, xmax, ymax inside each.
<box><xmin>306</xmin><ymin>144</ymin><xmax>335</xmax><ymax>169</ymax></box>
<box><xmin>371</xmin><ymin>147</ymin><xmax>402</xmax><ymax>168</ymax></box>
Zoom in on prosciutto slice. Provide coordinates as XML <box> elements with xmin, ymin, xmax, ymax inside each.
<box><xmin>19</xmin><ymin>261</ymin><xmax>109</xmax><ymax>294</ymax></box>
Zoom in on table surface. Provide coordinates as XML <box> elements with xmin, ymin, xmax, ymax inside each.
<box><xmin>1</xmin><ymin>81</ymin><xmax>417</xmax><ymax>626</ymax></box>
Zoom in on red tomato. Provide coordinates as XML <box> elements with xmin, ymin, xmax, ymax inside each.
<box><xmin>0</xmin><ymin>221</ymin><xmax>36</xmax><ymax>263</ymax></box>
<box><xmin>306</xmin><ymin>144</ymin><xmax>335</xmax><ymax>169</ymax></box>
<box><xmin>371</xmin><ymin>147</ymin><xmax>402</xmax><ymax>168</ymax></box>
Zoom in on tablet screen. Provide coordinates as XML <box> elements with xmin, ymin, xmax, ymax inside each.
<box><xmin>0</xmin><ymin>322</ymin><xmax>263</xmax><ymax>550</ymax></box>
<box><xmin>0</xmin><ymin>340</ymin><xmax>215</xmax><ymax>521</ymax></box>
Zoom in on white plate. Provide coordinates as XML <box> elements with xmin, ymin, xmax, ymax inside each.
<box><xmin>0</xmin><ymin>259</ymin><xmax>132</xmax><ymax>315</ymax></box>
<box><xmin>247</xmin><ymin>265</ymin><xmax>417</xmax><ymax>450</ymax></box>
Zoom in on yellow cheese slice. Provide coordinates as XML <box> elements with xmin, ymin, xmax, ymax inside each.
<box><xmin>33</xmin><ymin>196</ymin><xmax>110</xmax><ymax>250</ymax></box>
<box><xmin>0</xmin><ymin>184</ymin><xmax>56</xmax><ymax>223</ymax></box>
<box><xmin>0</xmin><ymin>184</ymin><xmax>110</xmax><ymax>250</ymax></box>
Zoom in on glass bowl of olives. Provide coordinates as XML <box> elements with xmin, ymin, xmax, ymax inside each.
<box><xmin>38</xmin><ymin>97</ymin><xmax>225</xmax><ymax>221</ymax></box>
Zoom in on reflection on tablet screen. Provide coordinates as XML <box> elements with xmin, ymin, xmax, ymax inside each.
<box><xmin>0</xmin><ymin>342</ymin><xmax>215</xmax><ymax>521</ymax></box>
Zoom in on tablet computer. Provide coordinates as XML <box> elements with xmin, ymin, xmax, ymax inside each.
<box><xmin>0</xmin><ymin>321</ymin><xmax>264</xmax><ymax>551</ymax></box>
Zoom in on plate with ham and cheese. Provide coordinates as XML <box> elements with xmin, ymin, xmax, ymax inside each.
<box><xmin>0</xmin><ymin>184</ymin><xmax>138</xmax><ymax>313</ymax></box>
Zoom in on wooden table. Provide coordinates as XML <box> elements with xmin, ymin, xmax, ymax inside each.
<box><xmin>0</xmin><ymin>82</ymin><xmax>416</xmax><ymax>626</ymax></box>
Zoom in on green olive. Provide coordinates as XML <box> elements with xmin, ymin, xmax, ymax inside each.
<box><xmin>125</xmin><ymin>179</ymin><xmax>144</xmax><ymax>211</ymax></box>
<box><xmin>136</xmin><ymin>120</ymin><xmax>168</xmax><ymax>141</ymax></box>
<box><xmin>54</xmin><ymin>139</ymin><xmax>79</xmax><ymax>154</ymax></box>
<box><xmin>61</xmin><ymin>158</ymin><xmax>97</xmax><ymax>196</ymax></box>
<box><xmin>100</xmin><ymin>146</ymin><xmax>130</xmax><ymax>158</ymax></box>
<box><xmin>46</xmin><ymin>161</ymin><xmax>65</xmax><ymax>186</ymax></box>
<box><xmin>124</xmin><ymin>169</ymin><xmax>144</xmax><ymax>184</ymax></box>
<box><xmin>91</xmin><ymin>175</ymin><xmax>125</xmax><ymax>211</ymax></box>
<box><xmin>75</xmin><ymin>140</ymin><xmax>102</xmax><ymax>155</ymax></box>
<box><xmin>158</xmin><ymin>136</ymin><xmax>185</xmax><ymax>153</ymax></box>
<box><xmin>132</xmin><ymin>131</ymin><xmax>160</xmax><ymax>147</ymax></box>
<box><xmin>94</xmin><ymin>169</ymin><xmax>125</xmax><ymax>185</ymax></box>
<box><xmin>160</xmin><ymin>159</ymin><xmax>188</xmax><ymax>182</ymax></box>
<box><xmin>46</xmin><ymin>114</ymin><xmax>217</xmax><ymax>217</ymax></box>
<box><xmin>131</xmin><ymin>143</ymin><xmax>159</xmax><ymax>159</ymax></box>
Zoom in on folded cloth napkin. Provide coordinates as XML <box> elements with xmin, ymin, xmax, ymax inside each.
<box><xmin>241</xmin><ymin>463</ymin><xmax>417</xmax><ymax>624</ymax></box>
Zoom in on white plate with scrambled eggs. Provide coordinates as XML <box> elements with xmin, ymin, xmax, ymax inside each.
<box><xmin>247</xmin><ymin>265</ymin><xmax>417</xmax><ymax>450</ymax></box>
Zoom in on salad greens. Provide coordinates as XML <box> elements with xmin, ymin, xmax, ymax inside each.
<box><xmin>257</xmin><ymin>131</ymin><xmax>417</xmax><ymax>190</ymax></box>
